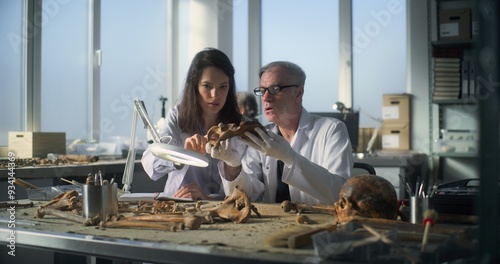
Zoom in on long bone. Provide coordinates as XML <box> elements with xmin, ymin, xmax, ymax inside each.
<box><xmin>99</xmin><ymin>220</ymin><xmax>183</xmax><ymax>232</ymax></box>
<box><xmin>281</xmin><ymin>200</ymin><xmax>337</xmax><ymax>215</ymax></box>
<box><xmin>124</xmin><ymin>213</ymin><xmax>203</xmax><ymax>230</ymax></box>
<box><xmin>35</xmin><ymin>207</ymin><xmax>99</xmax><ymax>226</ymax></box>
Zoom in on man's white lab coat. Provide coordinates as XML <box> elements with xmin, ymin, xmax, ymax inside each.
<box><xmin>218</xmin><ymin>108</ymin><xmax>353</xmax><ymax>204</ymax></box>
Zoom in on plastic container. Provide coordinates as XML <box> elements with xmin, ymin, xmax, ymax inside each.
<box><xmin>433</xmin><ymin>139</ymin><xmax>478</xmax><ymax>153</ymax></box>
<box><xmin>26</xmin><ymin>185</ymin><xmax>81</xmax><ymax>201</ymax></box>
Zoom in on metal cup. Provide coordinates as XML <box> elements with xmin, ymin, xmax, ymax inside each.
<box><xmin>410</xmin><ymin>196</ymin><xmax>429</xmax><ymax>224</ymax></box>
<box><xmin>82</xmin><ymin>183</ymin><xmax>118</xmax><ymax>220</ymax></box>
<box><xmin>82</xmin><ymin>184</ymin><xmax>103</xmax><ymax>220</ymax></box>
<box><xmin>103</xmin><ymin>183</ymin><xmax>118</xmax><ymax>217</ymax></box>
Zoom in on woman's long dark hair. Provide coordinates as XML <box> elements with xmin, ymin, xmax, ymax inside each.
<box><xmin>178</xmin><ymin>48</ymin><xmax>242</xmax><ymax>134</ymax></box>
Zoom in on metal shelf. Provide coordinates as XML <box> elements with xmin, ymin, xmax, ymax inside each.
<box><xmin>429</xmin><ymin>0</ymin><xmax>479</xmax><ymax>183</ymax></box>
<box><xmin>431</xmin><ymin>40</ymin><xmax>477</xmax><ymax>48</ymax></box>
<box><xmin>432</xmin><ymin>99</ymin><xmax>478</xmax><ymax>105</ymax></box>
<box><xmin>433</xmin><ymin>152</ymin><xmax>478</xmax><ymax>158</ymax></box>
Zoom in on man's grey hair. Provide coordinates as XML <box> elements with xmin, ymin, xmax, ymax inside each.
<box><xmin>258</xmin><ymin>61</ymin><xmax>306</xmax><ymax>86</ymax></box>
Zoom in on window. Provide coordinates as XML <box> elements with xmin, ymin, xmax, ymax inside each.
<box><xmin>38</xmin><ymin>0</ymin><xmax>168</xmax><ymax>153</ymax></box>
<box><xmin>352</xmin><ymin>0</ymin><xmax>406</xmax><ymax>127</ymax></box>
<box><xmin>100</xmin><ymin>0</ymin><xmax>168</xmax><ymax>148</ymax></box>
<box><xmin>261</xmin><ymin>0</ymin><xmax>340</xmax><ymax>113</ymax></box>
<box><xmin>0</xmin><ymin>0</ymin><xmax>25</xmax><ymax>146</ymax></box>
<box><xmin>1</xmin><ymin>1</ymin><xmax>408</xmax><ymax>153</ymax></box>
<box><xmin>232</xmin><ymin>0</ymin><xmax>249</xmax><ymax>92</ymax></box>
<box><xmin>40</xmin><ymin>0</ymin><xmax>89</xmax><ymax>140</ymax></box>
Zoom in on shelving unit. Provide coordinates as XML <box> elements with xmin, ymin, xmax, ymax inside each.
<box><xmin>429</xmin><ymin>0</ymin><xmax>479</xmax><ymax>183</ymax></box>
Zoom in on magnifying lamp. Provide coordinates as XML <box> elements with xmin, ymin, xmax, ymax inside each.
<box><xmin>332</xmin><ymin>101</ymin><xmax>352</xmax><ymax>113</ymax></box>
<box><xmin>122</xmin><ymin>98</ymin><xmax>209</xmax><ymax>192</ymax></box>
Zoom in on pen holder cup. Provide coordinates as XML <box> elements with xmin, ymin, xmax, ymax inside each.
<box><xmin>82</xmin><ymin>183</ymin><xmax>118</xmax><ymax>220</ymax></box>
<box><xmin>105</xmin><ymin>183</ymin><xmax>119</xmax><ymax>217</ymax></box>
<box><xmin>410</xmin><ymin>197</ymin><xmax>431</xmax><ymax>224</ymax></box>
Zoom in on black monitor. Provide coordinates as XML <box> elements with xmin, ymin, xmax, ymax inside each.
<box><xmin>311</xmin><ymin>112</ymin><xmax>360</xmax><ymax>152</ymax></box>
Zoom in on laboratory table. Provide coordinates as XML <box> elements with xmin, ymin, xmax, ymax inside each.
<box><xmin>0</xmin><ymin>200</ymin><xmax>477</xmax><ymax>264</ymax></box>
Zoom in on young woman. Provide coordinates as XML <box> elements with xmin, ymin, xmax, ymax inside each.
<box><xmin>141</xmin><ymin>48</ymin><xmax>246</xmax><ymax>200</ymax></box>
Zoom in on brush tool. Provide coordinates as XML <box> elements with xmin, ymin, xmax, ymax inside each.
<box><xmin>421</xmin><ymin>209</ymin><xmax>438</xmax><ymax>252</ymax></box>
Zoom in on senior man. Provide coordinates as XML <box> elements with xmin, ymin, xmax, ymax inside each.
<box><xmin>207</xmin><ymin>61</ymin><xmax>353</xmax><ymax>204</ymax></box>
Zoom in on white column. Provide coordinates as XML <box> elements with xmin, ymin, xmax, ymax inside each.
<box><xmin>248</xmin><ymin>0</ymin><xmax>261</xmax><ymax>92</ymax></box>
<box><xmin>189</xmin><ymin>0</ymin><xmax>233</xmax><ymax>59</ymax></box>
<box><xmin>338</xmin><ymin>0</ymin><xmax>352</xmax><ymax>109</ymax></box>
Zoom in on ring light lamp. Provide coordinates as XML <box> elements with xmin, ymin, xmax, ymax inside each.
<box><xmin>122</xmin><ymin>98</ymin><xmax>209</xmax><ymax>192</ymax></box>
<box><xmin>149</xmin><ymin>143</ymin><xmax>209</xmax><ymax>167</ymax></box>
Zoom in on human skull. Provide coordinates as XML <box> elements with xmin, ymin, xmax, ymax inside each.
<box><xmin>333</xmin><ymin>174</ymin><xmax>398</xmax><ymax>224</ymax></box>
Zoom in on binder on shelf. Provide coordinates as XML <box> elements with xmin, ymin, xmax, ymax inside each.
<box><xmin>434</xmin><ymin>66</ymin><xmax>460</xmax><ymax>72</ymax></box>
<box><xmin>434</xmin><ymin>81</ymin><xmax>460</xmax><ymax>87</ymax></box>
<box><xmin>432</xmin><ymin>48</ymin><xmax>463</xmax><ymax>101</ymax></box>
<box><xmin>469</xmin><ymin>60</ymin><xmax>476</xmax><ymax>98</ymax></box>
<box><xmin>433</xmin><ymin>90</ymin><xmax>460</xmax><ymax>97</ymax></box>
<box><xmin>435</xmin><ymin>71</ymin><xmax>460</xmax><ymax>77</ymax></box>
<box><xmin>434</xmin><ymin>86</ymin><xmax>461</xmax><ymax>92</ymax></box>
<box><xmin>433</xmin><ymin>94</ymin><xmax>460</xmax><ymax>100</ymax></box>
<box><xmin>435</xmin><ymin>76</ymin><xmax>461</xmax><ymax>82</ymax></box>
<box><xmin>434</xmin><ymin>57</ymin><xmax>461</xmax><ymax>63</ymax></box>
<box><xmin>461</xmin><ymin>60</ymin><xmax>469</xmax><ymax>98</ymax></box>
<box><xmin>434</xmin><ymin>62</ymin><xmax>461</xmax><ymax>68</ymax></box>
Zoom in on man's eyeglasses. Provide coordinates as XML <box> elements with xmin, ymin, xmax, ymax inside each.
<box><xmin>253</xmin><ymin>84</ymin><xmax>298</xmax><ymax>96</ymax></box>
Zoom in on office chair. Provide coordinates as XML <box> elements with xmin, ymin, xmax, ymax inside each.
<box><xmin>353</xmin><ymin>162</ymin><xmax>376</xmax><ymax>175</ymax></box>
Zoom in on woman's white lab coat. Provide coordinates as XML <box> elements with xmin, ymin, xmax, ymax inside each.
<box><xmin>218</xmin><ymin>108</ymin><xmax>353</xmax><ymax>204</ymax></box>
<box><xmin>141</xmin><ymin>106</ymin><xmax>247</xmax><ymax>199</ymax></box>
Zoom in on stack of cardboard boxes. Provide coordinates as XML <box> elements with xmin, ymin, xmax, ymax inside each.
<box><xmin>380</xmin><ymin>94</ymin><xmax>411</xmax><ymax>151</ymax></box>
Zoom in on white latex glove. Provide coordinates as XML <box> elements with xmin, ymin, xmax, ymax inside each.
<box><xmin>241</xmin><ymin>127</ymin><xmax>296</xmax><ymax>165</ymax></box>
<box><xmin>205</xmin><ymin>139</ymin><xmax>241</xmax><ymax>167</ymax></box>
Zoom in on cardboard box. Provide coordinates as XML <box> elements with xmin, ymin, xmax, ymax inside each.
<box><xmin>380</xmin><ymin>123</ymin><xmax>410</xmax><ymax>150</ymax></box>
<box><xmin>439</xmin><ymin>8</ymin><xmax>471</xmax><ymax>41</ymax></box>
<box><xmin>382</xmin><ymin>94</ymin><xmax>411</xmax><ymax>123</ymax></box>
<box><xmin>8</xmin><ymin>132</ymin><xmax>66</xmax><ymax>158</ymax></box>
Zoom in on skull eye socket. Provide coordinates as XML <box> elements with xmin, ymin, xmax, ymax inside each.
<box><xmin>339</xmin><ymin>196</ymin><xmax>347</xmax><ymax>209</ymax></box>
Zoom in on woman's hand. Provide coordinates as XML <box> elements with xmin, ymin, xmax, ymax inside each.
<box><xmin>184</xmin><ymin>134</ymin><xmax>208</xmax><ymax>154</ymax></box>
<box><xmin>173</xmin><ymin>183</ymin><xmax>211</xmax><ymax>200</ymax></box>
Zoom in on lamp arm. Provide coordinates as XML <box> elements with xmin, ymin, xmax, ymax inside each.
<box><xmin>366</xmin><ymin>126</ymin><xmax>380</xmax><ymax>154</ymax></box>
<box><xmin>123</xmin><ymin>99</ymin><xmax>162</xmax><ymax>192</ymax></box>
<box><xmin>356</xmin><ymin>107</ymin><xmax>383</xmax><ymax>154</ymax></box>
<box><xmin>357</xmin><ymin>107</ymin><xmax>383</xmax><ymax>125</ymax></box>
<box><xmin>134</xmin><ymin>99</ymin><xmax>161</xmax><ymax>143</ymax></box>
<box><xmin>121</xmin><ymin>98</ymin><xmax>210</xmax><ymax>193</ymax></box>
<box><xmin>122</xmin><ymin>107</ymin><xmax>139</xmax><ymax>193</ymax></box>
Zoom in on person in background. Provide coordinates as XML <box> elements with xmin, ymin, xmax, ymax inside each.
<box><xmin>141</xmin><ymin>48</ymin><xmax>246</xmax><ymax>200</ymax></box>
<box><xmin>237</xmin><ymin>92</ymin><xmax>259</xmax><ymax>122</ymax></box>
<box><xmin>207</xmin><ymin>61</ymin><xmax>353</xmax><ymax>204</ymax></box>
